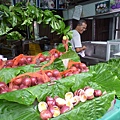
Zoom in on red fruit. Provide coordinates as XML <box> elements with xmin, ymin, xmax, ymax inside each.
<box><xmin>59</xmin><ymin>52</ymin><xmax>63</xmax><ymax>56</ymax></box>
<box><xmin>55</xmin><ymin>97</ymin><xmax>66</xmax><ymax>108</ymax></box>
<box><xmin>94</xmin><ymin>90</ymin><xmax>102</xmax><ymax>97</ymax></box>
<box><xmin>19</xmin><ymin>84</ymin><xmax>28</xmax><ymax>89</ymax></box>
<box><xmin>0</xmin><ymin>59</ymin><xmax>3</xmax><ymax>65</ymax></box>
<box><xmin>12</xmin><ymin>85</ymin><xmax>20</xmax><ymax>90</ymax></box>
<box><xmin>0</xmin><ymin>82</ymin><xmax>7</xmax><ymax>88</ymax></box>
<box><xmin>19</xmin><ymin>57</ymin><xmax>27</xmax><ymax>65</ymax></box>
<box><xmin>73</xmin><ymin>70</ymin><xmax>80</xmax><ymax>74</ymax></box>
<box><xmin>46</xmin><ymin>96</ymin><xmax>54</xmax><ymax>101</ymax></box>
<box><xmin>40</xmin><ymin>109</ymin><xmax>52</xmax><ymax>120</ymax></box>
<box><xmin>80</xmin><ymin>63</ymin><xmax>87</xmax><ymax>68</ymax></box>
<box><xmin>74</xmin><ymin>63</ymin><xmax>80</xmax><ymax>68</ymax></box>
<box><xmin>70</xmin><ymin>66</ymin><xmax>77</xmax><ymax>71</ymax></box>
<box><xmin>0</xmin><ymin>89</ymin><xmax>8</xmax><ymax>94</ymax></box>
<box><xmin>22</xmin><ymin>77</ymin><xmax>31</xmax><ymax>87</ymax></box>
<box><xmin>37</xmin><ymin>77</ymin><xmax>44</xmax><ymax>84</ymax></box>
<box><xmin>46</xmin><ymin>97</ymin><xmax>56</xmax><ymax>106</ymax></box>
<box><xmin>47</xmin><ymin>100</ymin><xmax>56</xmax><ymax>106</ymax></box>
<box><xmin>54</xmin><ymin>53</ymin><xmax>59</xmax><ymax>58</ymax></box>
<box><xmin>31</xmin><ymin>77</ymin><xmax>38</xmax><ymax>86</ymax></box>
<box><xmin>53</xmin><ymin>70</ymin><xmax>60</xmax><ymax>77</ymax></box>
<box><xmin>48</xmin><ymin>105</ymin><xmax>60</xmax><ymax>117</ymax></box>
<box><xmin>60</xmin><ymin>105</ymin><xmax>70</xmax><ymax>114</ymax></box>
<box><xmin>26</xmin><ymin>57</ymin><xmax>32</xmax><ymax>64</ymax></box>
<box><xmin>14</xmin><ymin>78</ymin><xmax>23</xmax><ymax>85</ymax></box>
<box><xmin>46</xmin><ymin>71</ymin><xmax>53</xmax><ymax>77</ymax></box>
<box><xmin>39</xmin><ymin>56</ymin><xmax>45</xmax><ymax>62</ymax></box>
<box><xmin>45</xmin><ymin>57</ymin><xmax>50</xmax><ymax>61</ymax></box>
<box><xmin>6</xmin><ymin>60</ymin><xmax>13</xmax><ymax>67</ymax></box>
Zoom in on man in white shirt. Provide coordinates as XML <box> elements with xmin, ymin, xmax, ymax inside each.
<box><xmin>70</xmin><ymin>19</ymin><xmax>87</xmax><ymax>59</ymax></box>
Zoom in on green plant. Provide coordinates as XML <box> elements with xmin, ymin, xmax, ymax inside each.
<box><xmin>6</xmin><ymin>31</ymin><xmax>23</xmax><ymax>40</ymax></box>
<box><xmin>0</xmin><ymin>2</ymin><xmax>72</xmax><ymax>40</ymax></box>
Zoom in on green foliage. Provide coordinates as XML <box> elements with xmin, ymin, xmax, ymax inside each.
<box><xmin>0</xmin><ymin>3</ymin><xmax>72</xmax><ymax>40</ymax></box>
<box><xmin>0</xmin><ymin>99</ymin><xmax>40</xmax><ymax>120</ymax></box>
<box><xmin>6</xmin><ymin>31</ymin><xmax>23</xmax><ymax>40</ymax></box>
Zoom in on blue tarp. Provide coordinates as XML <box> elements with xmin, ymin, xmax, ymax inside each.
<box><xmin>99</xmin><ymin>99</ymin><xmax>120</xmax><ymax>120</ymax></box>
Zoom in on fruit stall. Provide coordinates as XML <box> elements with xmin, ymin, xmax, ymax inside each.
<box><xmin>0</xmin><ymin>3</ymin><xmax>120</xmax><ymax>120</ymax></box>
<box><xmin>0</xmin><ymin>39</ymin><xmax>120</xmax><ymax>120</ymax></box>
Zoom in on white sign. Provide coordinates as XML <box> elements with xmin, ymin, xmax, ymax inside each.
<box><xmin>72</xmin><ymin>5</ymin><xmax>82</xmax><ymax>20</ymax></box>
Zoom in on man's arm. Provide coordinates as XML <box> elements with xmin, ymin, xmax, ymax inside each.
<box><xmin>75</xmin><ymin>46</ymin><xmax>86</xmax><ymax>53</ymax></box>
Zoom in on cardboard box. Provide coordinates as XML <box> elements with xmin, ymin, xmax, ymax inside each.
<box><xmin>29</xmin><ymin>42</ymin><xmax>42</xmax><ymax>55</ymax></box>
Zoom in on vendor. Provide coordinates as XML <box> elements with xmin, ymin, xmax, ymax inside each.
<box><xmin>70</xmin><ymin>19</ymin><xmax>87</xmax><ymax>61</ymax></box>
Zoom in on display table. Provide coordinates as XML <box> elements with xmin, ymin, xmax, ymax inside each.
<box><xmin>99</xmin><ymin>99</ymin><xmax>120</xmax><ymax>120</ymax></box>
<box><xmin>113</xmin><ymin>52</ymin><xmax>120</xmax><ymax>58</ymax></box>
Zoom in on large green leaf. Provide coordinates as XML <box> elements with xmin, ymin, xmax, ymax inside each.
<box><xmin>0</xmin><ymin>89</ymin><xmax>36</xmax><ymax>105</ymax></box>
<box><xmin>92</xmin><ymin>70</ymin><xmax>120</xmax><ymax>99</ymax></box>
<box><xmin>0</xmin><ymin>99</ymin><xmax>40</xmax><ymax>120</ymax></box>
<box><xmin>51</xmin><ymin>58</ymin><xmax>65</xmax><ymax>71</ymax></box>
<box><xmin>89</xmin><ymin>59</ymin><xmax>120</xmax><ymax>99</ymax></box>
<box><xmin>59</xmin><ymin>50</ymin><xmax>80</xmax><ymax>62</ymax></box>
<box><xmin>71</xmin><ymin>72</ymin><xmax>94</xmax><ymax>92</ymax></box>
<box><xmin>89</xmin><ymin>62</ymin><xmax>108</xmax><ymax>74</ymax></box>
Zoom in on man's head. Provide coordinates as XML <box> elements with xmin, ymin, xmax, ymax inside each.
<box><xmin>75</xmin><ymin>19</ymin><xmax>87</xmax><ymax>34</ymax></box>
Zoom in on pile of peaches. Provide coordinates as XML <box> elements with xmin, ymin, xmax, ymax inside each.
<box><xmin>38</xmin><ymin>86</ymin><xmax>103</xmax><ymax>120</ymax></box>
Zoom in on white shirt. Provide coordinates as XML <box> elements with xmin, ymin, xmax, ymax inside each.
<box><xmin>70</xmin><ymin>30</ymin><xmax>85</xmax><ymax>57</ymax></box>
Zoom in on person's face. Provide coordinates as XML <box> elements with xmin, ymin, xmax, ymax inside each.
<box><xmin>78</xmin><ymin>22</ymin><xmax>87</xmax><ymax>34</ymax></box>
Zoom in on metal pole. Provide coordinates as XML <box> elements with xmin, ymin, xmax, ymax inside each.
<box><xmin>92</xmin><ymin>18</ymin><xmax>95</xmax><ymax>41</ymax></box>
<box><xmin>112</xmin><ymin>16</ymin><xmax>115</xmax><ymax>40</ymax></box>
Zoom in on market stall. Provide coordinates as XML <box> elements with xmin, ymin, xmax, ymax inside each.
<box><xmin>0</xmin><ymin>2</ymin><xmax>120</xmax><ymax>120</ymax></box>
<box><xmin>0</xmin><ymin>39</ymin><xmax>120</xmax><ymax>120</ymax></box>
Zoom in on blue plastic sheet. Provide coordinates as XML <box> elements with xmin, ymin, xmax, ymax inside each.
<box><xmin>99</xmin><ymin>99</ymin><xmax>120</xmax><ymax>120</ymax></box>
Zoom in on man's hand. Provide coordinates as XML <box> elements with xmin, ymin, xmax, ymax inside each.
<box><xmin>82</xmin><ymin>46</ymin><xmax>86</xmax><ymax>50</ymax></box>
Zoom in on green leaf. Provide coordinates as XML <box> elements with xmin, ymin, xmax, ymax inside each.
<box><xmin>54</xmin><ymin>15</ymin><xmax>62</xmax><ymax>19</ymax></box>
<box><xmin>11</xmin><ymin>13</ymin><xmax>18</xmax><ymax>27</ymax></box>
<box><xmin>71</xmin><ymin>72</ymin><xmax>93</xmax><ymax>91</ymax></box>
<box><xmin>27</xmin><ymin>76</ymin><xmax>76</xmax><ymax>102</ymax></box>
<box><xmin>89</xmin><ymin>59</ymin><xmax>120</xmax><ymax>99</ymax></box>
<box><xmin>89</xmin><ymin>62</ymin><xmax>108</xmax><ymax>74</ymax></box>
<box><xmin>43</xmin><ymin>17</ymin><xmax>52</xmax><ymax>24</ymax></box>
<box><xmin>58</xmin><ymin>20</ymin><xmax>65</xmax><ymax>30</ymax></box>
<box><xmin>63</xmin><ymin>26</ymin><xmax>71</xmax><ymax>34</ymax></box>
<box><xmin>59</xmin><ymin>50</ymin><xmax>80</xmax><ymax>62</ymax></box>
<box><xmin>0</xmin><ymin>89</ymin><xmax>36</xmax><ymax>105</ymax></box>
<box><xmin>66</xmin><ymin>30</ymin><xmax>73</xmax><ymax>40</ymax></box>
<box><xmin>52</xmin><ymin>58</ymin><xmax>66</xmax><ymax>71</ymax></box>
<box><xmin>0</xmin><ymin>99</ymin><xmax>40</xmax><ymax>120</ymax></box>
<box><xmin>44</xmin><ymin>10</ymin><xmax>53</xmax><ymax>17</ymax></box>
